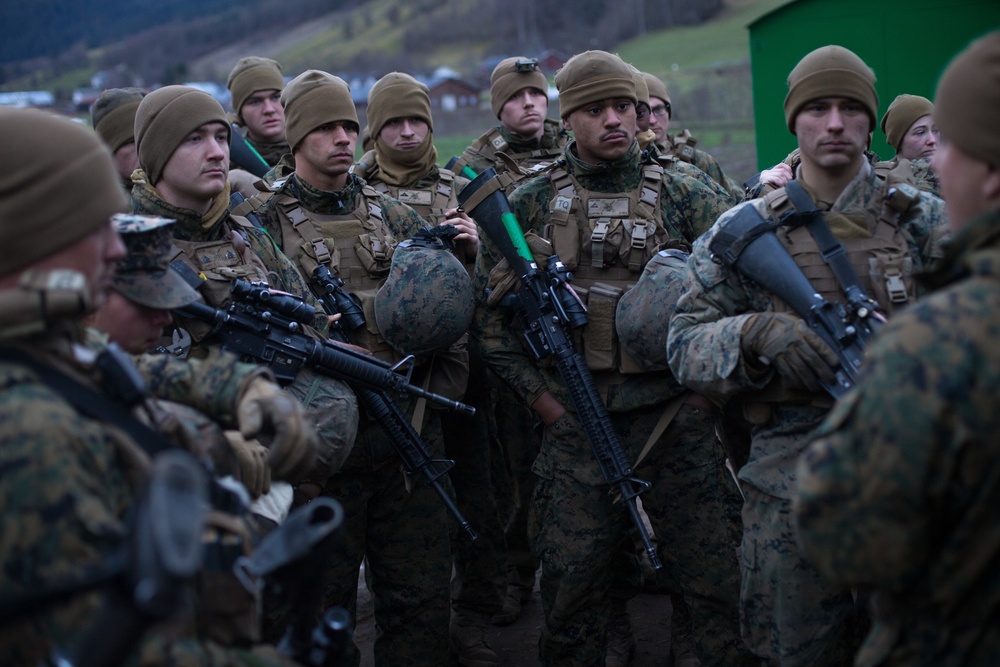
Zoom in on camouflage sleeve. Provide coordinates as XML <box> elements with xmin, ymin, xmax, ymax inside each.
<box><xmin>469</xmin><ymin>176</ymin><xmax>554</xmax><ymax>406</ymax></box>
<box><xmin>794</xmin><ymin>290</ymin><xmax>983</xmax><ymax>588</ymax></box>
<box><xmin>901</xmin><ymin>192</ymin><xmax>950</xmax><ymax>266</ymax></box>
<box><xmin>134</xmin><ymin>350</ymin><xmax>270</xmax><ymax>429</ymax></box>
<box><xmin>666</xmin><ymin>201</ymin><xmax>774</xmax><ymax>400</ymax></box>
<box><xmin>659</xmin><ymin>170</ymin><xmax>738</xmax><ymax>244</ymax></box>
<box><xmin>377</xmin><ymin>193</ymin><xmax>431</xmax><ymax>240</ymax></box>
<box><xmin>694</xmin><ymin>148</ymin><xmax>744</xmax><ymax>200</ymax></box>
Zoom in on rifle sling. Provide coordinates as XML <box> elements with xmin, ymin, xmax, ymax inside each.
<box><xmin>784</xmin><ymin>180</ymin><xmax>869</xmax><ymax>303</ymax></box>
<box><xmin>0</xmin><ymin>347</ymin><xmax>174</xmax><ymax>458</ymax></box>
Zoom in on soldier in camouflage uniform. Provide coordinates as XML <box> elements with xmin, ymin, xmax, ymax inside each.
<box><xmin>667</xmin><ymin>45</ymin><xmax>950</xmax><ymax>666</ymax></box>
<box><xmin>795</xmin><ymin>31</ymin><xmax>1000</xmax><ymax>667</ymax></box>
<box><xmin>237</xmin><ymin>70</ymin><xmax>470</xmax><ymax>667</ymax></box>
<box><xmin>472</xmin><ymin>50</ymin><xmax>748</xmax><ymax>667</ymax></box>
<box><xmin>0</xmin><ymin>106</ymin><xmax>316</xmax><ymax>666</ymax></box>
<box><xmin>354</xmin><ymin>71</ymin><xmax>505</xmax><ymax>667</ymax></box>
<box><xmin>226</xmin><ymin>56</ymin><xmax>290</xmax><ymax>197</ymax></box>
<box><xmin>92</xmin><ymin>86</ymin><xmax>146</xmax><ymax>191</ymax></box>
<box><xmin>640</xmin><ymin>71</ymin><xmax>743</xmax><ymax>199</ymax></box>
<box><xmin>128</xmin><ymin>84</ymin><xmax>359</xmax><ymax>505</ymax></box>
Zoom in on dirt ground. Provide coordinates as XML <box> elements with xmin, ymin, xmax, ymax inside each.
<box><xmin>353</xmin><ymin>566</ymin><xmax>676</xmax><ymax>667</ymax></box>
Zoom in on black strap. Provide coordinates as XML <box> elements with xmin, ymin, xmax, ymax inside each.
<box><xmin>0</xmin><ymin>347</ymin><xmax>174</xmax><ymax>457</ymax></box>
<box><xmin>708</xmin><ymin>203</ymin><xmax>778</xmax><ymax>267</ymax></box>
<box><xmin>784</xmin><ymin>180</ymin><xmax>873</xmax><ymax>305</ymax></box>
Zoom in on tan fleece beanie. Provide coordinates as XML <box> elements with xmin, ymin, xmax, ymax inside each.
<box><xmin>367</xmin><ymin>72</ymin><xmax>433</xmax><ymax>139</ymax></box>
<box><xmin>0</xmin><ymin>108</ymin><xmax>128</xmax><ymax>276</ymax></box>
<box><xmin>281</xmin><ymin>70</ymin><xmax>358</xmax><ymax>151</ymax></box>
<box><xmin>641</xmin><ymin>72</ymin><xmax>671</xmax><ymax>116</ymax></box>
<box><xmin>227</xmin><ymin>56</ymin><xmax>285</xmax><ymax>118</ymax></box>
<box><xmin>555</xmin><ymin>50</ymin><xmax>637</xmax><ymax>118</ymax></box>
<box><xmin>784</xmin><ymin>45</ymin><xmax>878</xmax><ymax>134</ymax></box>
<box><xmin>134</xmin><ymin>85</ymin><xmax>231</xmax><ymax>185</ymax></box>
<box><xmin>935</xmin><ymin>31</ymin><xmax>1000</xmax><ymax>167</ymax></box>
<box><xmin>92</xmin><ymin>87</ymin><xmax>145</xmax><ymax>153</ymax></box>
<box><xmin>631</xmin><ymin>67</ymin><xmax>650</xmax><ymax>108</ymax></box>
<box><xmin>490</xmin><ymin>57</ymin><xmax>549</xmax><ymax>118</ymax></box>
<box><xmin>880</xmin><ymin>94</ymin><xmax>934</xmax><ymax>152</ymax></box>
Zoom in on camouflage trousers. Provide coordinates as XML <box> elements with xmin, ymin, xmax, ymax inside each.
<box><xmin>740</xmin><ymin>485</ymin><xmax>866</xmax><ymax>666</ymax></box>
<box><xmin>441</xmin><ymin>349</ymin><xmax>506</xmax><ymax>627</ymax></box>
<box><xmin>320</xmin><ymin>418</ymin><xmax>452</xmax><ymax>667</ymax></box>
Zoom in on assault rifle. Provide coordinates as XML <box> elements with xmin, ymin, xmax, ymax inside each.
<box><xmin>0</xmin><ymin>451</ymin><xmax>208</xmax><ymax>667</ymax></box>
<box><xmin>175</xmin><ymin>280</ymin><xmax>478</xmax><ymax>540</ymax></box>
<box><xmin>308</xmin><ymin>228</ymin><xmax>478</xmax><ymax>542</ymax></box>
<box><xmin>457</xmin><ymin>168</ymin><xmax>662</xmax><ymax>570</ymax></box>
<box><xmin>235</xmin><ymin>498</ymin><xmax>352</xmax><ymax>666</ymax></box>
<box><xmin>708</xmin><ymin>194</ymin><xmax>883</xmax><ymax>399</ymax></box>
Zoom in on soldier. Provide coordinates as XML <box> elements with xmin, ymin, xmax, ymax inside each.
<box><xmin>227</xmin><ymin>56</ymin><xmax>290</xmax><ymax>167</ymax></box>
<box><xmin>92</xmin><ymin>86</ymin><xmax>146</xmax><ymax>190</ymax></box>
<box><xmin>0</xmin><ymin>106</ymin><xmax>313</xmax><ymax>665</ymax></box>
<box><xmin>667</xmin><ymin>45</ymin><xmax>949</xmax><ymax>666</ymax></box>
<box><xmin>452</xmin><ymin>55</ymin><xmax>569</xmax><ymax>631</ymax></box>
<box><xmin>640</xmin><ymin>71</ymin><xmax>743</xmax><ymax>198</ymax></box>
<box><xmin>472</xmin><ymin>50</ymin><xmax>747</xmax><ymax>666</ymax></box>
<box><xmin>880</xmin><ymin>94</ymin><xmax>938</xmax><ymax>161</ymax></box>
<box><xmin>451</xmin><ymin>56</ymin><xmax>568</xmax><ymax>184</ymax></box>
<box><xmin>239</xmin><ymin>69</ymin><xmax>471</xmax><ymax>667</ymax></box>
<box><xmin>355</xmin><ymin>70</ymin><xmax>504</xmax><ymax>667</ymax></box>
<box><xmin>794</xmin><ymin>31</ymin><xmax>1000</xmax><ymax>667</ymax></box>
<box><xmin>128</xmin><ymin>84</ymin><xmax>360</xmax><ymax>505</ymax></box>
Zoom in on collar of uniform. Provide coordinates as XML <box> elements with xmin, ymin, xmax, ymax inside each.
<box><xmin>291</xmin><ymin>172</ymin><xmax>362</xmax><ymax>216</ymax></box>
<box><xmin>564</xmin><ymin>139</ymin><xmax>644</xmax><ymax>193</ymax></box>
<box><xmin>500</xmin><ymin>118</ymin><xmax>568</xmax><ymax>153</ymax></box>
<box><xmin>131</xmin><ymin>178</ymin><xmax>232</xmax><ymax>242</ymax></box>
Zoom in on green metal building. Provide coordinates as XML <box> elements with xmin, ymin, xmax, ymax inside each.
<box><xmin>748</xmin><ymin>0</ymin><xmax>1000</xmax><ymax>170</ymax></box>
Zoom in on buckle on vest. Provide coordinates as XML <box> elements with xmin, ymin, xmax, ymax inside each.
<box><xmin>885</xmin><ymin>271</ymin><xmax>908</xmax><ymax>304</ymax></box>
<box><xmin>371</xmin><ymin>238</ymin><xmax>390</xmax><ymax>262</ymax></box>
<box><xmin>591</xmin><ymin>219</ymin><xmax>611</xmax><ymax>267</ymax></box>
<box><xmin>310</xmin><ymin>237</ymin><xmax>332</xmax><ymax>265</ymax></box>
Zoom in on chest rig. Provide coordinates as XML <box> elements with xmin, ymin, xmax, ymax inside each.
<box><xmin>665</xmin><ymin>129</ymin><xmax>699</xmax><ymax>164</ymax></box>
<box><xmin>369</xmin><ymin>168</ymin><xmax>459</xmax><ymax>226</ymax></box>
<box><xmin>170</xmin><ymin>219</ymin><xmax>272</xmax><ymax>346</ymax></box>
<box><xmin>542</xmin><ymin>163</ymin><xmax>669</xmax><ymax>374</ymax></box>
<box><xmin>458</xmin><ymin>127</ymin><xmax>563</xmax><ymax>188</ymax></box>
<box><xmin>264</xmin><ymin>183</ymin><xmax>398</xmax><ymax>361</ymax></box>
<box><xmin>762</xmin><ymin>176</ymin><xmax>921</xmax><ymax>316</ymax></box>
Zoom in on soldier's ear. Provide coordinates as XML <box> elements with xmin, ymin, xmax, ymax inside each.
<box><xmin>562</xmin><ymin>117</ymin><xmax>573</xmax><ymax>132</ymax></box>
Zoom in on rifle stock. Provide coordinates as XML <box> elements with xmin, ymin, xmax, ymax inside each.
<box><xmin>458</xmin><ymin>168</ymin><xmax>662</xmax><ymax>570</ymax></box>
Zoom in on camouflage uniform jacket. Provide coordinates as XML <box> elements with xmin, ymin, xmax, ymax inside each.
<box><xmin>667</xmin><ymin>161</ymin><xmax>948</xmax><ymax>498</ymax></box>
<box><xmin>452</xmin><ymin>118</ymin><xmax>569</xmax><ymax>183</ymax></box>
<box><xmin>662</xmin><ymin>131</ymin><xmax>743</xmax><ymax>199</ymax></box>
<box><xmin>794</xmin><ymin>206</ymin><xmax>1000</xmax><ymax>667</ymax></box>
<box><xmin>0</xmin><ymin>328</ymin><xmax>290</xmax><ymax>666</ymax></box>
<box><xmin>472</xmin><ymin>140</ymin><xmax>734</xmax><ymax>482</ymax></box>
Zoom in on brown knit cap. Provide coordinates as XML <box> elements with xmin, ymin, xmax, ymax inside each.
<box><xmin>935</xmin><ymin>31</ymin><xmax>1000</xmax><ymax>167</ymax></box>
<box><xmin>630</xmin><ymin>66</ymin><xmax>650</xmax><ymax>108</ymax></box>
<box><xmin>281</xmin><ymin>70</ymin><xmax>358</xmax><ymax>152</ymax></box>
<box><xmin>784</xmin><ymin>45</ymin><xmax>878</xmax><ymax>134</ymax></box>
<box><xmin>490</xmin><ymin>56</ymin><xmax>549</xmax><ymax>118</ymax></box>
<box><xmin>227</xmin><ymin>56</ymin><xmax>285</xmax><ymax>118</ymax></box>
<box><xmin>0</xmin><ymin>108</ymin><xmax>127</xmax><ymax>276</ymax></box>
<box><xmin>367</xmin><ymin>72</ymin><xmax>433</xmax><ymax>139</ymax></box>
<box><xmin>92</xmin><ymin>87</ymin><xmax>145</xmax><ymax>153</ymax></box>
<box><xmin>555</xmin><ymin>50</ymin><xmax>637</xmax><ymax>118</ymax></box>
<box><xmin>641</xmin><ymin>72</ymin><xmax>671</xmax><ymax>114</ymax></box>
<box><xmin>880</xmin><ymin>94</ymin><xmax>934</xmax><ymax>152</ymax></box>
<box><xmin>134</xmin><ymin>85</ymin><xmax>231</xmax><ymax>185</ymax></box>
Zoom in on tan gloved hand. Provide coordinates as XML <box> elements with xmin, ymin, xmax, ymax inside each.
<box><xmin>741</xmin><ymin>312</ymin><xmax>840</xmax><ymax>393</ymax></box>
<box><xmin>236</xmin><ymin>377</ymin><xmax>318</xmax><ymax>483</ymax></box>
<box><xmin>224</xmin><ymin>430</ymin><xmax>271</xmax><ymax>498</ymax></box>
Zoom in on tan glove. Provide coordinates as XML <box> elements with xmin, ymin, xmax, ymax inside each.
<box><xmin>236</xmin><ymin>377</ymin><xmax>317</xmax><ymax>483</ymax></box>
<box><xmin>741</xmin><ymin>312</ymin><xmax>839</xmax><ymax>393</ymax></box>
<box><xmin>224</xmin><ymin>430</ymin><xmax>270</xmax><ymax>498</ymax></box>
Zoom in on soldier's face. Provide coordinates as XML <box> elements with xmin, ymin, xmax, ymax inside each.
<box><xmin>157</xmin><ymin>122</ymin><xmax>230</xmax><ymax>213</ymax></box>
<box><xmin>89</xmin><ymin>291</ymin><xmax>173</xmax><ymax>354</ymax></box>
<box><xmin>932</xmin><ymin>138</ymin><xmax>1000</xmax><ymax>231</ymax></box>
<box><xmin>563</xmin><ymin>98</ymin><xmax>637</xmax><ymax>164</ymax></box>
<box><xmin>899</xmin><ymin>115</ymin><xmax>939</xmax><ymax>161</ymax></box>
<box><xmin>500</xmin><ymin>88</ymin><xmax>548</xmax><ymax>140</ymax></box>
<box><xmin>378</xmin><ymin>117</ymin><xmax>429</xmax><ymax>151</ymax></box>
<box><xmin>240</xmin><ymin>89</ymin><xmax>285</xmax><ymax>143</ymax></box>
<box><xmin>794</xmin><ymin>97</ymin><xmax>869</xmax><ymax>175</ymax></box>
<box><xmin>294</xmin><ymin>121</ymin><xmax>358</xmax><ymax>191</ymax></box>
<box><xmin>649</xmin><ymin>96</ymin><xmax>670</xmax><ymax>144</ymax></box>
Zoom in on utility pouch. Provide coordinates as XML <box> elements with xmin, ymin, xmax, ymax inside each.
<box><xmin>582</xmin><ymin>282</ymin><xmax>623</xmax><ymax>372</ymax></box>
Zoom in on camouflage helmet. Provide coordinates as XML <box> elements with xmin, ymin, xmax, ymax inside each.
<box><xmin>374</xmin><ymin>230</ymin><xmax>475</xmax><ymax>356</ymax></box>
<box><xmin>616</xmin><ymin>247</ymin><xmax>690</xmax><ymax>372</ymax></box>
<box><xmin>111</xmin><ymin>213</ymin><xmax>200</xmax><ymax>310</ymax></box>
